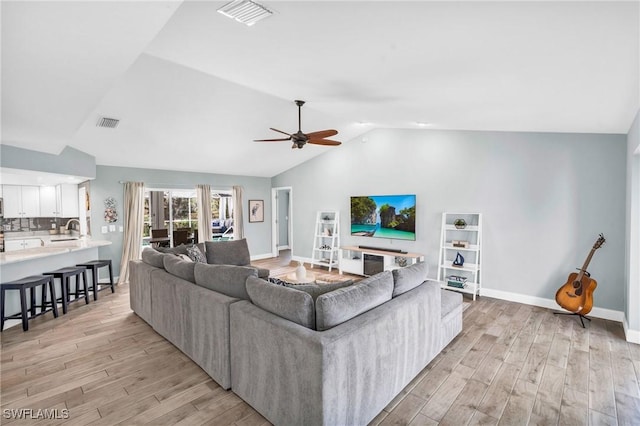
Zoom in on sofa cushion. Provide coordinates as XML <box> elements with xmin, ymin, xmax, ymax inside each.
<box><xmin>315</xmin><ymin>271</ymin><xmax>394</xmax><ymax>331</ymax></box>
<box><xmin>163</xmin><ymin>255</ymin><xmax>196</xmax><ymax>283</ymax></box>
<box><xmin>392</xmin><ymin>262</ymin><xmax>429</xmax><ymax>297</ymax></box>
<box><xmin>141</xmin><ymin>248</ymin><xmax>167</xmax><ymax>268</ymax></box>
<box><xmin>156</xmin><ymin>244</ymin><xmax>189</xmax><ymax>255</ymax></box>
<box><xmin>288</xmin><ymin>280</ymin><xmax>354</xmax><ymax>300</ymax></box>
<box><xmin>187</xmin><ymin>245</ymin><xmax>207</xmax><ymax>263</ymax></box>
<box><xmin>205</xmin><ymin>239</ymin><xmax>251</xmax><ymax>266</ymax></box>
<box><xmin>441</xmin><ymin>288</ymin><xmax>463</xmax><ymax>318</ymax></box>
<box><xmin>246</xmin><ymin>276</ymin><xmax>315</xmax><ymax>329</ymax></box>
<box><xmin>194</xmin><ymin>263</ymin><xmax>257</xmax><ymax>300</ymax></box>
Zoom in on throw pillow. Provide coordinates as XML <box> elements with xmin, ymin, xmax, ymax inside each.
<box><xmin>141</xmin><ymin>248</ymin><xmax>167</xmax><ymax>268</ymax></box>
<box><xmin>163</xmin><ymin>255</ymin><xmax>196</xmax><ymax>283</ymax></box>
<box><xmin>193</xmin><ymin>263</ymin><xmax>257</xmax><ymax>300</ymax></box>
<box><xmin>186</xmin><ymin>245</ymin><xmax>207</xmax><ymax>263</ymax></box>
<box><xmin>204</xmin><ymin>239</ymin><xmax>251</xmax><ymax>266</ymax></box>
<box><xmin>315</xmin><ymin>271</ymin><xmax>394</xmax><ymax>331</ymax></box>
<box><xmin>246</xmin><ymin>276</ymin><xmax>316</xmax><ymax>329</ymax></box>
<box><xmin>176</xmin><ymin>253</ymin><xmax>193</xmax><ymax>262</ymax></box>
<box><xmin>391</xmin><ymin>262</ymin><xmax>430</xmax><ymax>297</ymax></box>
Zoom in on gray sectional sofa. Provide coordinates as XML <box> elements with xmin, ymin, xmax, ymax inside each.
<box><xmin>129</xmin><ymin>247</ymin><xmax>463</xmax><ymax>426</ymax></box>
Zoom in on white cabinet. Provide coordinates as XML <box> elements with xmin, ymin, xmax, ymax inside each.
<box><xmin>40</xmin><ymin>186</ymin><xmax>58</xmax><ymax>216</ymax></box>
<box><xmin>4</xmin><ymin>238</ymin><xmax>42</xmax><ymax>251</ymax></box>
<box><xmin>58</xmin><ymin>184</ymin><xmax>79</xmax><ymax>217</ymax></box>
<box><xmin>339</xmin><ymin>246</ymin><xmax>424</xmax><ymax>276</ymax></box>
<box><xmin>437</xmin><ymin>212</ymin><xmax>483</xmax><ymax>300</ymax></box>
<box><xmin>2</xmin><ymin>185</ymin><xmax>40</xmax><ymax>218</ymax></box>
<box><xmin>38</xmin><ymin>184</ymin><xmax>79</xmax><ymax>217</ymax></box>
<box><xmin>310</xmin><ymin>211</ymin><xmax>340</xmax><ymax>271</ymax></box>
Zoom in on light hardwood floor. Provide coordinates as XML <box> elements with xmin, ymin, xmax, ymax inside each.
<box><xmin>1</xmin><ymin>253</ymin><xmax>639</xmax><ymax>425</ymax></box>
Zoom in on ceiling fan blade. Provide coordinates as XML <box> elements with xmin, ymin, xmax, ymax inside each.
<box><xmin>270</xmin><ymin>128</ymin><xmax>292</xmax><ymax>136</ymax></box>
<box><xmin>308</xmin><ymin>139</ymin><xmax>342</xmax><ymax>146</ymax></box>
<box><xmin>305</xmin><ymin>129</ymin><xmax>338</xmax><ymax>139</ymax></box>
<box><xmin>254</xmin><ymin>138</ymin><xmax>291</xmax><ymax>142</ymax></box>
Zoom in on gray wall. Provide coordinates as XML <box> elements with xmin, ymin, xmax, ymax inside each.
<box><xmin>272</xmin><ymin>129</ymin><xmax>627</xmax><ymax>311</ymax></box>
<box><xmin>0</xmin><ymin>144</ymin><xmax>96</xmax><ymax>178</ymax></box>
<box><xmin>92</xmin><ymin>165</ymin><xmax>272</xmax><ymax>277</ymax></box>
<box><xmin>626</xmin><ymin>109</ymin><xmax>640</xmax><ymax>334</ymax></box>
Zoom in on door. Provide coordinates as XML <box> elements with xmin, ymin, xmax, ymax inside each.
<box><xmin>3</xmin><ymin>185</ymin><xmax>22</xmax><ymax>218</ymax></box>
<box><xmin>271</xmin><ymin>187</ymin><xmax>292</xmax><ymax>257</ymax></box>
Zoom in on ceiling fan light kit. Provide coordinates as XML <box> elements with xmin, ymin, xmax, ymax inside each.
<box><xmin>254</xmin><ymin>100</ymin><xmax>341</xmax><ymax>150</ymax></box>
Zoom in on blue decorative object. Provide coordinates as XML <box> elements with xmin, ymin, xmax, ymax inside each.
<box><xmin>453</xmin><ymin>252</ymin><xmax>465</xmax><ymax>267</ymax></box>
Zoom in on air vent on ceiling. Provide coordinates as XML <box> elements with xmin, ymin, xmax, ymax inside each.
<box><xmin>96</xmin><ymin>117</ymin><xmax>120</xmax><ymax>129</ymax></box>
<box><xmin>217</xmin><ymin>0</ymin><xmax>273</xmax><ymax>26</ymax></box>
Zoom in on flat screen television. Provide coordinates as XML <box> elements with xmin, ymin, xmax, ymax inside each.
<box><xmin>350</xmin><ymin>194</ymin><xmax>416</xmax><ymax>241</ymax></box>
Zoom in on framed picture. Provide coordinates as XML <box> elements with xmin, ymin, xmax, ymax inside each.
<box><xmin>249</xmin><ymin>200</ymin><xmax>264</xmax><ymax>223</ymax></box>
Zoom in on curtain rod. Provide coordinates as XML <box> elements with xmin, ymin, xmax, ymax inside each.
<box><xmin>118</xmin><ymin>181</ymin><xmax>231</xmax><ymax>190</ymax></box>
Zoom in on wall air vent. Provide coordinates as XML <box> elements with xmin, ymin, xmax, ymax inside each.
<box><xmin>96</xmin><ymin>117</ymin><xmax>120</xmax><ymax>129</ymax></box>
<box><xmin>217</xmin><ymin>0</ymin><xmax>273</xmax><ymax>26</ymax></box>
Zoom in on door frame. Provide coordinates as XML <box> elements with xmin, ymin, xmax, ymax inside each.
<box><xmin>271</xmin><ymin>186</ymin><xmax>293</xmax><ymax>257</ymax></box>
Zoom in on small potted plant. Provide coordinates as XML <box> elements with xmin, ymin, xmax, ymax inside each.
<box><xmin>454</xmin><ymin>218</ymin><xmax>467</xmax><ymax>229</ymax></box>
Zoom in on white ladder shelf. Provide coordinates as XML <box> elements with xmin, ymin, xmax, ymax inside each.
<box><xmin>437</xmin><ymin>212</ymin><xmax>483</xmax><ymax>300</ymax></box>
<box><xmin>310</xmin><ymin>211</ymin><xmax>340</xmax><ymax>271</ymax></box>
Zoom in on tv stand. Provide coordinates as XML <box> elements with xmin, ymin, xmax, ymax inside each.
<box><xmin>339</xmin><ymin>246</ymin><xmax>424</xmax><ymax>276</ymax></box>
<box><xmin>358</xmin><ymin>245</ymin><xmax>407</xmax><ymax>254</ymax></box>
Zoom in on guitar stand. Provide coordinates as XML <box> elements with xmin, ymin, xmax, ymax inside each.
<box><xmin>554</xmin><ymin>311</ymin><xmax>591</xmax><ymax>328</ymax></box>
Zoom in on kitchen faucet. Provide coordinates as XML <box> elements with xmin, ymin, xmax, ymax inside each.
<box><xmin>66</xmin><ymin>218</ymin><xmax>83</xmax><ymax>236</ymax></box>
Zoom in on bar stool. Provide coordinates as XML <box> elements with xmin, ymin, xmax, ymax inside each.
<box><xmin>43</xmin><ymin>266</ymin><xmax>90</xmax><ymax>314</ymax></box>
<box><xmin>1</xmin><ymin>275</ymin><xmax>59</xmax><ymax>331</ymax></box>
<box><xmin>76</xmin><ymin>260</ymin><xmax>115</xmax><ymax>301</ymax></box>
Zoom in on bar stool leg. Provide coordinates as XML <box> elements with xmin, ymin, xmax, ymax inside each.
<box><xmin>30</xmin><ymin>287</ymin><xmax>37</xmax><ymax>317</ymax></box>
<box><xmin>91</xmin><ymin>267</ymin><xmax>99</xmax><ymax>301</ymax></box>
<box><xmin>48</xmin><ymin>278</ymin><xmax>59</xmax><ymax>318</ymax></box>
<box><xmin>60</xmin><ymin>277</ymin><xmax>68</xmax><ymax>315</ymax></box>
<box><xmin>1</xmin><ymin>288</ymin><xmax>5</xmax><ymax>332</ymax></box>
<box><xmin>108</xmin><ymin>262</ymin><xmax>115</xmax><ymax>292</ymax></box>
<box><xmin>19</xmin><ymin>287</ymin><xmax>28</xmax><ymax>331</ymax></box>
<box><xmin>82</xmin><ymin>270</ymin><xmax>90</xmax><ymax>304</ymax></box>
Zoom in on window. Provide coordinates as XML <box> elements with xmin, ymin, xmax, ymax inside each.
<box><xmin>142</xmin><ymin>188</ymin><xmax>232</xmax><ymax>245</ymax></box>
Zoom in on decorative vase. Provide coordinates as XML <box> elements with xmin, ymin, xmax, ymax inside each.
<box><xmin>295</xmin><ymin>262</ymin><xmax>306</xmax><ymax>280</ymax></box>
<box><xmin>454</xmin><ymin>219</ymin><xmax>467</xmax><ymax>229</ymax></box>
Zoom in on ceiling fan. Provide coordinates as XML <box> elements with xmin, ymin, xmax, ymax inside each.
<box><xmin>254</xmin><ymin>100</ymin><xmax>341</xmax><ymax>149</ymax></box>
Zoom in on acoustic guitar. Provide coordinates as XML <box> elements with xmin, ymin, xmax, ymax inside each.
<box><xmin>555</xmin><ymin>234</ymin><xmax>605</xmax><ymax>315</ymax></box>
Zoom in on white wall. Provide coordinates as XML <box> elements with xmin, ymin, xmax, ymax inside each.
<box><xmin>625</xmin><ymin>109</ymin><xmax>640</xmax><ymax>342</ymax></box>
<box><xmin>272</xmin><ymin>129</ymin><xmax>627</xmax><ymax>312</ymax></box>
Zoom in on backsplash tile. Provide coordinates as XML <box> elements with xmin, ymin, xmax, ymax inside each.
<box><xmin>2</xmin><ymin>217</ymin><xmax>78</xmax><ymax>234</ymax></box>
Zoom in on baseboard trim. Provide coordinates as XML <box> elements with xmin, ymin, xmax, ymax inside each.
<box><xmin>250</xmin><ymin>253</ymin><xmax>273</xmax><ymax>261</ymax></box>
<box><xmin>277</xmin><ymin>245</ymin><xmax>290</xmax><ymax>250</ymax></box>
<box><xmin>623</xmin><ymin>318</ymin><xmax>640</xmax><ymax>344</ymax></box>
<box><xmin>480</xmin><ymin>287</ymin><xmax>625</xmax><ymax>323</ymax></box>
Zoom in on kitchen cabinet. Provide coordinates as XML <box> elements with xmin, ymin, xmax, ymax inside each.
<box><xmin>58</xmin><ymin>184</ymin><xmax>79</xmax><ymax>218</ymax></box>
<box><xmin>39</xmin><ymin>184</ymin><xmax>79</xmax><ymax>218</ymax></box>
<box><xmin>39</xmin><ymin>186</ymin><xmax>58</xmax><ymax>216</ymax></box>
<box><xmin>5</xmin><ymin>238</ymin><xmax>42</xmax><ymax>251</ymax></box>
<box><xmin>3</xmin><ymin>185</ymin><xmax>40</xmax><ymax>218</ymax></box>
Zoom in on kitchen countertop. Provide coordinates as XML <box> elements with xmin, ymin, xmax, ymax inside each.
<box><xmin>0</xmin><ymin>238</ymin><xmax>112</xmax><ymax>265</ymax></box>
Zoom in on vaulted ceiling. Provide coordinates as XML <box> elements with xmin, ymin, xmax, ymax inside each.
<box><xmin>2</xmin><ymin>1</ymin><xmax>638</xmax><ymax>177</ymax></box>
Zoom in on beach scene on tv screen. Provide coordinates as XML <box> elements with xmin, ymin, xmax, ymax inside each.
<box><xmin>350</xmin><ymin>195</ymin><xmax>416</xmax><ymax>240</ymax></box>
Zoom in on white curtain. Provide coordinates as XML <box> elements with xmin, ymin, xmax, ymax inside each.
<box><xmin>196</xmin><ymin>184</ymin><xmax>212</xmax><ymax>243</ymax></box>
<box><xmin>119</xmin><ymin>181</ymin><xmax>145</xmax><ymax>285</ymax></box>
<box><xmin>233</xmin><ymin>185</ymin><xmax>244</xmax><ymax>240</ymax></box>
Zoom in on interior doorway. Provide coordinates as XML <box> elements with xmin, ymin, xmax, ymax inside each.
<box><xmin>271</xmin><ymin>187</ymin><xmax>292</xmax><ymax>257</ymax></box>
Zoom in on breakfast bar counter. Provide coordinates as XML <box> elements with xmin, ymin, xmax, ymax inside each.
<box><xmin>0</xmin><ymin>238</ymin><xmax>113</xmax><ymax>326</ymax></box>
<box><xmin>1</xmin><ymin>238</ymin><xmax>112</xmax><ymax>266</ymax></box>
